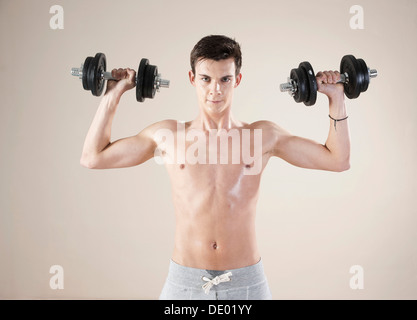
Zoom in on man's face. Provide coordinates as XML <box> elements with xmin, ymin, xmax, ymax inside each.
<box><xmin>189</xmin><ymin>58</ymin><xmax>242</xmax><ymax>116</ymax></box>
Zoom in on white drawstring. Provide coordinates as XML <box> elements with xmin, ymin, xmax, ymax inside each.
<box><xmin>201</xmin><ymin>272</ymin><xmax>233</xmax><ymax>294</ymax></box>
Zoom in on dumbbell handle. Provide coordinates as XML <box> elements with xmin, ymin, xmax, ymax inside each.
<box><xmin>280</xmin><ymin>68</ymin><xmax>377</xmax><ymax>92</ymax></box>
<box><xmin>101</xmin><ymin>71</ymin><xmax>117</xmax><ymax>81</ymax></box>
<box><xmin>70</xmin><ymin>65</ymin><xmax>170</xmax><ymax>89</ymax></box>
<box><xmin>71</xmin><ymin>66</ymin><xmax>115</xmax><ymax>80</ymax></box>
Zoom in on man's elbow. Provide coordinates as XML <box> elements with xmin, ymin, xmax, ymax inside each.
<box><xmin>80</xmin><ymin>154</ymin><xmax>98</xmax><ymax>169</ymax></box>
<box><xmin>333</xmin><ymin>158</ymin><xmax>351</xmax><ymax>172</ymax></box>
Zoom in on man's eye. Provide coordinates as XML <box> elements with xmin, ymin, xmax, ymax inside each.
<box><xmin>201</xmin><ymin>77</ymin><xmax>209</xmax><ymax>82</ymax></box>
<box><xmin>222</xmin><ymin>78</ymin><xmax>231</xmax><ymax>82</ymax></box>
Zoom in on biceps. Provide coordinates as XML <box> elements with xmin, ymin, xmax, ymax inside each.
<box><xmin>274</xmin><ymin>135</ymin><xmax>334</xmax><ymax>170</ymax></box>
<box><xmin>95</xmin><ymin>134</ymin><xmax>156</xmax><ymax>169</ymax></box>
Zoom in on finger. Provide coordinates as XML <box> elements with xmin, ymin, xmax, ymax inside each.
<box><xmin>333</xmin><ymin>70</ymin><xmax>340</xmax><ymax>83</ymax></box>
<box><xmin>112</xmin><ymin>68</ymin><xmax>121</xmax><ymax>80</ymax></box>
<box><xmin>316</xmin><ymin>71</ymin><xmax>324</xmax><ymax>78</ymax></box>
<box><xmin>321</xmin><ymin>71</ymin><xmax>329</xmax><ymax>84</ymax></box>
<box><xmin>329</xmin><ymin>71</ymin><xmax>338</xmax><ymax>83</ymax></box>
<box><xmin>126</xmin><ymin>68</ymin><xmax>136</xmax><ymax>82</ymax></box>
<box><xmin>113</xmin><ymin>68</ymin><xmax>122</xmax><ymax>80</ymax></box>
<box><xmin>120</xmin><ymin>68</ymin><xmax>128</xmax><ymax>79</ymax></box>
<box><xmin>316</xmin><ymin>71</ymin><xmax>326</xmax><ymax>84</ymax></box>
<box><xmin>328</xmin><ymin>70</ymin><xmax>338</xmax><ymax>83</ymax></box>
<box><xmin>324</xmin><ymin>71</ymin><xmax>332</xmax><ymax>84</ymax></box>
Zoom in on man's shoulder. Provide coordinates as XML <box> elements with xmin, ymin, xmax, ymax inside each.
<box><xmin>244</xmin><ymin>120</ymin><xmax>289</xmax><ymax>144</ymax></box>
<box><xmin>145</xmin><ymin>119</ymin><xmax>181</xmax><ymax>132</ymax></box>
<box><xmin>246</xmin><ymin>120</ymin><xmax>281</xmax><ymax>131</ymax></box>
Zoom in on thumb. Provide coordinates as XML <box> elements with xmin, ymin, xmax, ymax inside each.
<box><xmin>126</xmin><ymin>68</ymin><xmax>136</xmax><ymax>84</ymax></box>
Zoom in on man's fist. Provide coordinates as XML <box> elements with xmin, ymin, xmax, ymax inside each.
<box><xmin>316</xmin><ymin>70</ymin><xmax>344</xmax><ymax>100</ymax></box>
<box><xmin>105</xmin><ymin>68</ymin><xmax>136</xmax><ymax>95</ymax></box>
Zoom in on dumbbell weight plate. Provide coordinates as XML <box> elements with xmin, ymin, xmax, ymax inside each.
<box><xmin>296</xmin><ymin>65</ymin><xmax>310</xmax><ymax>105</ymax></box>
<box><xmin>90</xmin><ymin>53</ymin><xmax>106</xmax><ymax>96</ymax></box>
<box><xmin>82</xmin><ymin>56</ymin><xmax>93</xmax><ymax>90</ymax></box>
<box><xmin>87</xmin><ymin>53</ymin><xmax>99</xmax><ymax>96</ymax></box>
<box><xmin>136</xmin><ymin>58</ymin><xmax>149</xmax><ymax>102</ymax></box>
<box><xmin>290</xmin><ymin>68</ymin><xmax>308</xmax><ymax>103</ymax></box>
<box><xmin>86</xmin><ymin>55</ymin><xmax>96</xmax><ymax>95</ymax></box>
<box><xmin>357</xmin><ymin>58</ymin><xmax>370</xmax><ymax>93</ymax></box>
<box><xmin>144</xmin><ymin>65</ymin><xmax>157</xmax><ymax>99</ymax></box>
<box><xmin>340</xmin><ymin>55</ymin><xmax>361</xmax><ymax>99</ymax></box>
<box><xmin>299</xmin><ymin>62</ymin><xmax>317</xmax><ymax>106</ymax></box>
<box><xmin>87</xmin><ymin>53</ymin><xmax>106</xmax><ymax>96</ymax></box>
<box><xmin>96</xmin><ymin>53</ymin><xmax>107</xmax><ymax>96</ymax></box>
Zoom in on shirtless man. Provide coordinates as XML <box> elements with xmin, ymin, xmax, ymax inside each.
<box><xmin>80</xmin><ymin>35</ymin><xmax>350</xmax><ymax>300</ymax></box>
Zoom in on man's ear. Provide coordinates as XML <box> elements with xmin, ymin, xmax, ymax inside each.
<box><xmin>234</xmin><ymin>73</ymin><xmax>242</xmax><ymax>88</ymax></box>
<box><xmin>189</xmin><ymin>70</ymin><xmax>196</xmax><ymax>86</ymax></box>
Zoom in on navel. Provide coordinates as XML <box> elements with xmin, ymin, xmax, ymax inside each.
<box><xmin>180</xmin><ymin>164</ymin><xmax>185</xmax><ymax>169</ymax></box>
<box><xmin>212</xmin><ymin>242</ymin><xmax>218</xmax><ymax>250</ymax></box>
<box><xmin>245</xmin><ymin>162</ymin><xmax>255</xmax><ymax>169</ymax></box>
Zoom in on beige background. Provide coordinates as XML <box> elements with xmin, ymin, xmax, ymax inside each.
<box><xmin>0</xmin><ymin>0</ymin><xmax>416</xmax><ymax>299</ymax></box>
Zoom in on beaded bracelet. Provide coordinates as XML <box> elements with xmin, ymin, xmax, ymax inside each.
<box><xmin>329</xmin><ymin>114</ymin><xmax>349</xmax><ymax>131</ymax></box>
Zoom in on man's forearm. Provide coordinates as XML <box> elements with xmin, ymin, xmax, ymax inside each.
<box><xmin>324</xmin><ymin>95</ymin><xmax>351</xmax><ymax>168</ymax></box>
<box><xmin>80</xmin><ymin>92</ymin><xmax>121</xmax><ymax>163</ymax></box>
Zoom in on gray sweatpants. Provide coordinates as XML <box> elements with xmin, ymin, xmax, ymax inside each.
<box><xmin>159</xmin><ymin>259</ymin><xmax>272</xmax><ymax>300</ymax></box>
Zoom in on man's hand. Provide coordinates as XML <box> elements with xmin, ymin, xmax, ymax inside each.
<box><xmin>316</xmin><ymin>70</ymin><xmax>344</xmax><ymax>101</ymax></box>
<box><xmin>105</xmin><ymin>68</ymin><xmax>136</xmax><ymax>96</ymax></box>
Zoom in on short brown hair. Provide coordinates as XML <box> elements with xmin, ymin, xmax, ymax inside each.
<box><xmin>190</xmin><ymin>35</ymin><xmax>242</xmax><ymax>77</ymax></box>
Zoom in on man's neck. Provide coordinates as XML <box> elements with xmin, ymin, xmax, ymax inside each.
<box><xmin>193</xmin><ymin>107</ymin><xmax>241</xmax><ymax>131</ymax></box>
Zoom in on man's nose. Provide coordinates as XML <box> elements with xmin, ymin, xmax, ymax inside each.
<box><xmin>209</xmin><ymin>82</ymin><xmax>222</xmax><ymax>95</ymax></box>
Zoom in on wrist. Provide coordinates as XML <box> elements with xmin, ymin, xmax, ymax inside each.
<box><xmin>101</xmin><ymin>92</ymin><xmax>122</xmax><ymax>113</ymax></box>
<box><xmin>103</xmin><ymin>89</ymin><xmax>123</xmax><ymax>104</ymax></box>
<box><xmin>328</xmin><ymin>94</ymin><xmax>346</xmax><ymax>118</ymax></box>
<box><xmin>327</xmin><ymin>91</ymin><xmax>345</xmax><ymax>104</ymax></box>
<box><xmin>329</xmin><ymin>114</ymin><xmax>348</xmax><ymax>131</ymax></box>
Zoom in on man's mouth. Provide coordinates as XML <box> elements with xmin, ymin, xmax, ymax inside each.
<box><xmin>207</xmin><ymin>100</ymin><xmax>222</xmax><ymax>104</ymax></box>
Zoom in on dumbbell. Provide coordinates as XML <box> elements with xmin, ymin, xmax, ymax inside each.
<box><xmin>279</xmin><ymin>55</ymin><xmax>378</xmax><ymax>106</ymax></box>
<box><xmin>71</xmin><ymin>52</ymin><xmax>170</xmax><ymax>102</ymax></box>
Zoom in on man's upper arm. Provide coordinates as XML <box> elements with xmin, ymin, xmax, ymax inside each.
<box><xmin>260</xmin><ymin>121</ymin><xmax>338</xmax><ymax>171</ymax></box>
<box><xmin>89</xmin><ymin>120</ymin><xmax>171</xmax><ymax>169</ymax></box>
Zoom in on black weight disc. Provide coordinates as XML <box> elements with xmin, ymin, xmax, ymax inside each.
<box><xmin>296</xmin><ymin>66</ymin><xmax>310</xmax><ymax>104</ymax></box>
<box><xmin>144</xmin><ymin>65</ymin><xmax>157</xmax><ymax>99</ymax></box>
<box><xmin>299</xmin><ymin>61</ymin><xmax>317</xmax><ymax>106</ymax></box>
<box><xmin>88</xmin><ymin>53</ymin><xmax>106</xmax><ymax>96</ymax></box>
<box><xmin>82</xmin><ymin>56</ymin><xmax>93</xmax><ymax>90</ymax></box>
<box><xmin>87</xmin><ymin>54</ymin><xmax>97</xmax><ymax>96</ymax></box>
<box><xmin>357</xmin><ymin>58</ymin><xmax>369</xmax><ymax>93</ymax></box>
<box><xmin>136</xmin><ymin>59</ymin><xmax>149</xmax><ymax>102</ymax></box>
<box><xmin>340</xmin><ymin>55</ymin><xmax>361</xmax><ymax>99</ymax></box>
<box><xmin>95</xmin><ymin>53</ymin><xmax>107</xmax><ymax>96</ymax></box>
<box><xmin>151</xmin><ymin>65</ymin><xmax>158</xmax><ymax>98</ymax></box>
<box><xmin>290</xmin><ymin>68</ymin><xmax>307</xmax><ymax>103</ymax></box>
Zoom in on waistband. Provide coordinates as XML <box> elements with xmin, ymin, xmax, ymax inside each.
<box><xmin>165</xmin><ymin>259</ymin><xmax>267</xmax><ymax>291</ymax></box>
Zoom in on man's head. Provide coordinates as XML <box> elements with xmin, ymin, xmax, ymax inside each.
<box><xmin>189</xmin><ymin>35</ymin><xmax>243</xmax><ymax>115</ymax></box>
<box><xmin>190</xmin><ymin>35</ymin><xmax>242</xmax><ymax>77</ymax></box>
